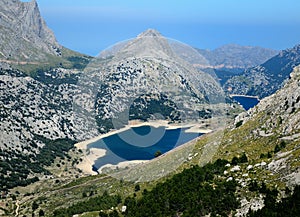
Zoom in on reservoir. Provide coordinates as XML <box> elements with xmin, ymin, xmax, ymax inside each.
<box><xmin>232</xmin><ymin>95</ymin><xmax>260</xmax><ymax>110</ymax></box>
<box><xmin>87</xmin><ymin>125</ymin><xmax>202</xmax><ymax>171</ymax></box>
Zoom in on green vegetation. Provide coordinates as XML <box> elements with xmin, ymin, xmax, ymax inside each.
<box><xmin>124</xmin><ymin>159</ymin><xmax>239</xmax><ymax>217</ymax></box>
<box><xmin>235</xmin><ymin>120</ymin><xmax>243</xmax><ymax>128</ymax></box>
<box><xmin>129</xmin><ymin>93</ymin><xmax>180</xmax><ymax>122</ymax></box>
<box><xmin>32</xmin><ymin>68</ymin><xmax>79</xmax><ymax>85</ymax></box>
<box><xmin>231</xmin><ymin>153</ymin><xmax>248</xmax><ymax>165</ymax></box>
<box><xmin>0</xmin><ymin>137</ymin><xmax>76</xmax><ymax>190</ymax></box>
<box><xmin>53</xmin><ymin>191</ymin><xmax>121</xmax><ymax>217</ymax></box>
<box><xmin>154</xmin><ymin>150</ymin><xmax>162</xmax><ymax>158</ymax></box>
<box><xmin>14</xmin><ymin>48</ymin><xmax>92</xmax><ymax>74</ymax></box>
<box><xmin>248</xmin><ymin>185</ymin><xmax>300</xmax><ymax>217</ymax></box>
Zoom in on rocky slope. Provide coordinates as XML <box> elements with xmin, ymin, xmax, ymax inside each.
<box><xmin>0</xmin><ymin>67</ymin><xmax>102</xmax><ymax>190</ymax></box>
<box><xmin>82</xmin><ymin>29</ymin><xmax>227</xmax><ymax>132</ymax></box>
<box><xmin>3</xmin><ymin>67</ymin><xmax>299</xmax><ymax>217</ymax></box>
<box><xmin>225</xmin><ymin>44</ymin><xmax>300</xmax><ymax>98</ymax></box>
<box><xmin>0</xmin><ymin>0</ymin><xmax>91</xmax><ymax>72</ymax></box>
<box><xmin>0</xmin><ymin>68</ymin><xmax>98</xmax><ymax>152</ymax></box>
<box><xmin>0</xmin><ymin>0</ymin><xmax>60</xmax><ymax>60</ymax></box>
<box><xmin>235</xmin><ymin>65</ymin><xmax>300</xmax><ymax>141</ymax></box>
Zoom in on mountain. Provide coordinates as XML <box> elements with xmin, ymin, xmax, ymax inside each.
<box><xmin>0</xmin><ymin>67</ymin><xmax>102</xmax><ymax>190</ymax></box>
<box><xmin>0</xmin><ymin>0</ymin><xmax>91</xmax><ymax>72</ymax></box>
<box><xmin>0</xmin><ymin>28</ymin><xmax>235</xmax><ymax>191</ymax></box>
<box><xmin>3</xmin><ymin>67</ymin><xmax>299</xmax><ymax>217</ymax></box>
<box><xmin>225</xmin><ymin>44</ymin><xmax>300</xmax><ymax>98</ymax></box>
<box><xmin>0</xmin><ymin>0</ymin><xmax>59</xmax><ymax>60</ymax></box>
<box><xmin>196</xmin><ymin>44</ymin><xmax>278</xmax><ymax>69</ymax></box>
<box><xmin>0</xmin><ymin>0</ymin><xmax>95</xmax><ymax>190</ymax></box>
<box><xmin>81</xmin><ymin>29</ymin><xmax>228</xmax><ymax>132</ymax></box>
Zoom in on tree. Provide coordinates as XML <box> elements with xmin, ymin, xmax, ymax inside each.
<box><xmin>154</xmin><ymin>150</ymin><xmax>162</xmax><ymax>158</ymax></box>
<box><xmin>240</xmin><ymin>153</ymin><xmax>248</xmax><ymax>163</ymax></box>
<box><xmin>135</xmin><ymin>184</ymin><xmax>140</xmax><ymax>192</ymax></box>
<box><xmin>38</xmin><ymin>209</ymin><xmax>45</xmax><ymax>216</ymax></box>
<box><xmin>231</xmin><ymin>156</ymin><xmax>239</xmax><ymax>165</ymax></box>
<box><xmin>109</xmin><ymin>210</ymin><xmax>120</xmax><ymax>217</ymax></box>
<box><xmin>99</xmin><ymin>211</ymin><xmax>108</xmax><ymax>217</ymax></box>
<box><xmin>32</xmin><ymin>201</ymin><xmax>39</xmax><ymax>211</ymax></box>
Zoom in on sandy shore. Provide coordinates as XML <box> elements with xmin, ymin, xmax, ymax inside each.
<box><xmin>98</xmin><ymin>160</ymin><xmax>148</xmax><ymax>173</ymax></box>
<box><xmin>75</xmin><ymin>120</ymin><xmax>212</xmax><ymax>175</ymax></box>
<box><xmin>76</xmin><ymin>148</ymin><xmax>107</xmax><ymax>175</ymax></box>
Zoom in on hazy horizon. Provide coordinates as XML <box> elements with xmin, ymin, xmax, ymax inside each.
<box><xmin>35</xmin><ymin>0</ymin><xmax>300</xmax><ymax>56</ymax></box>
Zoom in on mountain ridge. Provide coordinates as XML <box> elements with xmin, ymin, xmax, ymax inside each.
<box><xmin>225</xmin><ymin>44</ymin><xmax>300</xmax><ymax>98</ymax></box>
<box><xmin>196</xmin><ymin>44</ymin><xmax>278</xmax><ymax>69</ymax></box>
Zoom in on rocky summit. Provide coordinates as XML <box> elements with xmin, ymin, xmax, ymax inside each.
<box><xmin>80</xmin><ymin>29</ymin><xmax>227</xmax><ymax>132</ymax></box>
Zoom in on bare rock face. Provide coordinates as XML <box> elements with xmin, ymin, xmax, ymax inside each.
<box><xmin>0</xmin><ymin>0</ymin><xmax>60</xmax><ymax>61</ymax></box>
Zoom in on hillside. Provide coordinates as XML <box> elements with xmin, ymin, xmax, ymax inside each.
<box><xmin>0</xmin><ymin>0</ymin><xmax>91</xmax><ymax>72</ymax></box>
<box><xmin>225</xmin><ymin>44</ymin><xmax>300</xmax><ymax>98</ymax></box>
<box><xmin>82</xmin><ymin>29</ymin><xmax>229</xmax><ymax>133</ymax></box>
<box><xmin>2</xmin><ymin>64</ymin><xmax>299</xmax><ymax>216</ymax></box>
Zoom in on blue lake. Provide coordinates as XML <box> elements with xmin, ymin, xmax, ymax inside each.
<box><xmin>87</xmin><ymin>125</ymin><xmax>202</xmax><ymax>171</ymax></box>
<box><xmin>232</xmin><ymin>96</ymin><xmax>260</xmax><ymax>110</ymax></box>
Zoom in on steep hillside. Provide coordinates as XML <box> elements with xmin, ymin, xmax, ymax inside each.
<box><xmin>0</xmin><ymin>0</ymin><xmax>59</xmax><ymax>59</ymax></box>
<box><xmin>225</xmin><ymin>44</ymin><xmax>300</xmax><ymax>98</ymax></box>
<box><xmin>0</xmin><ymin>0</ymin><xmax>91</xmax><ymax>72</ymax></box>
<box><xmin>0</xmin><ymin>67</ymin><xmax>100</xmax><ymax>190</ymax></box>
<box><xmin>81</xmin><ymin>29</ymin><xmax>227</xmax><ymax>132</ymax></box>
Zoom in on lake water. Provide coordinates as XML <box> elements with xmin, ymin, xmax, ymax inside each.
<box><xmin>232</xmin><ymin>96</ymin><xmax>260</xmax><ymax>110</ymax></box>
<box><xmin>87</xmin><ymin>125</ymin><xmax>202</xmax><ymax>171</ymax></box>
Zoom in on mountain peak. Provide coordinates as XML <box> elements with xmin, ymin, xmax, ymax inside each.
<box><xmin>0</xmin><ymin>0</ymin><xmax>60</xmax><ymax>62</ymax></box>
<box><xmin>138</xmin><ymin>29</ymin><xmax>162</xmax><ymax>38</ymax></box>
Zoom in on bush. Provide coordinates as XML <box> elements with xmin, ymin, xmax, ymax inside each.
<box><xmin>235</xmin><ymin>120</ymin><xmax>243</xmax><ymax>128</ymax></box>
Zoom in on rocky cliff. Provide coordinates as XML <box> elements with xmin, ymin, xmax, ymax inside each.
<box><xmin>0</xmin><ymin>0</ymin><xmax>60</xmax><ymax>61</ymax></box>
<box><xmin>0</xmin><ymin>0</ymin><xmax>91</xmax><ymax>72</ymax></box>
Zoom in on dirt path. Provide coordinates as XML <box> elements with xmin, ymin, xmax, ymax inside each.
<box><xmin>15</xmin><ymin>200</ymin><xmax>20</xmax><ymax>217</ymax></box>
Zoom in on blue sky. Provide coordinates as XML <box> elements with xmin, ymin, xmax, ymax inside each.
<box><xmin>35</xmin><ymin>0</ymin><xmax>300</xmax><ymax>56</ymax></box>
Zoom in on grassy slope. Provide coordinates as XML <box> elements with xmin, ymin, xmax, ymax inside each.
<box><xmin>10</xmin><ymin>47</ymin><xmax>93</xmax><ymax>75</ymax></box>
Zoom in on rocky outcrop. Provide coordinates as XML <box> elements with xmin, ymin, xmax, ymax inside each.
<box><xmin>0</xmin><ymin>0</ymin><xmax>60</xmax><ymax>62</ymax></box>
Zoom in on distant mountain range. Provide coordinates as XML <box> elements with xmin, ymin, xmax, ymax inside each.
<box><xmin>225</xmin><ymin>44</ymin><xmax>300</xmax><ymax>98</ymax></box>
<box><xmin>196</xmin><ymin>44</ymin><xmax>278</xmax><ymax>70</ymax></box>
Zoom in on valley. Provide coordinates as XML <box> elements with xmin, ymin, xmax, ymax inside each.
<box><xmin>0</xmin><ymin>1</ymin><xmax>300</xmax><ymax>217</ymax></box>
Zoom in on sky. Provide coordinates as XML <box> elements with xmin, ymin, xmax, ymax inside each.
<box><xmin>34</xmin><ymin>0</ymin><xmax>300</xmax><ymax>56</ymax></box>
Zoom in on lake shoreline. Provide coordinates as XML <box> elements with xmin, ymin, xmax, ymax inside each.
<box><xmin>75</xmin><ymin>120</ymin><xmax>212</xmax><ymax>175</ymax></box>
